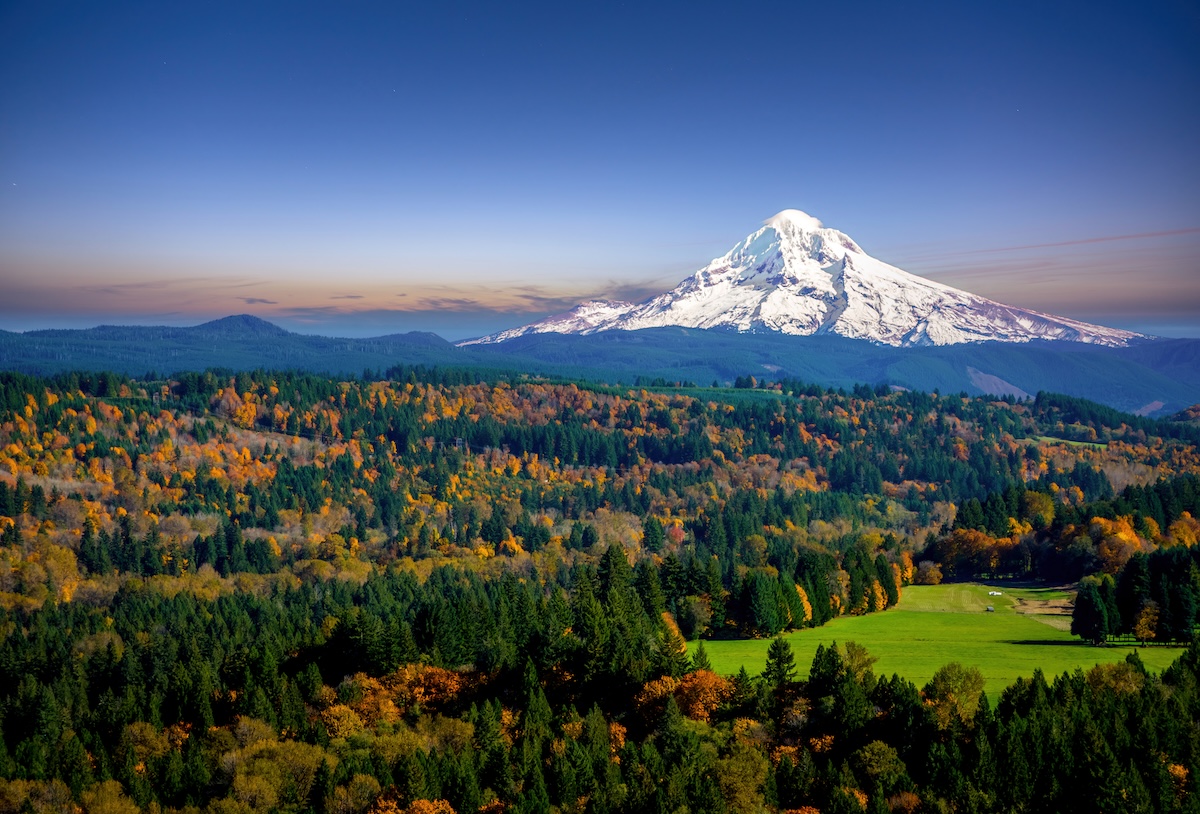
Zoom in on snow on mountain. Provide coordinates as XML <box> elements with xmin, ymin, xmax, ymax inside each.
<box><xmin>460</xmin><ymin>210</ymin><xmax>1142</xmax><ymax>348</ymax></box>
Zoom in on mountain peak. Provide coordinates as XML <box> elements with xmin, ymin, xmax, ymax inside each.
<box><xmin>765</xmin><ymin>209</ymin><xmax>824</xmax><ymax>232</ymax></box>
<box><xmin>463</xmin><ymin>211</ymin><xmax>1143</xmax><ymax>348</ymax></box>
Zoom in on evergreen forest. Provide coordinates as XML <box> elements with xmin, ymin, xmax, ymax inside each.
<box><xmin>0</xmin><ymin>367</ymin><xmax>1198</xmax><ymax>813</ymax></box>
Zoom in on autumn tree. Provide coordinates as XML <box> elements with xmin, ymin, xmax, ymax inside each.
<box><xmin>674</xmin><ymin>670</ymin><xmax>732</xmax><ymax>722</ymax></box>
<box><xmin>923</xmin><ymin>662</ymin><xmax>985</xmax><ymax>732</ymax></box>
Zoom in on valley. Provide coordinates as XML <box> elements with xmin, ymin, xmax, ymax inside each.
<box><xmin>6</xmin><ymin>2</ymin><xmax>1196</xmax><ymax>810</ymax></box>
<box><xmin>0</xmin><ymin>365</ymin><xmax>1197</xmax><ymax>812</ymax></box>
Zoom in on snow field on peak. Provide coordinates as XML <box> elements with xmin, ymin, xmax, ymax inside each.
<box><xmin>461</xmin><ymin>212</ymin><xmax>1143</xmax><ymax>348</ymax></box>
<box><xmin>765</xmin><ymin>209</ymin><xmax>824</xmax><ymax>231</ymax></box>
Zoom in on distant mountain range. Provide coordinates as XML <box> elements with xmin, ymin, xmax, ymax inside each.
<box><xmin>2</xmin><ymin>315</ymin><xmax>1198</xmax><ymax>418</ymax></box>
<box><xmin>2</xmin><ymin>210</ymin><xmax>1195</xmax><ymax>416</ymax></box>
<box><xmin>464</xmin><ymin>210</ymin><xmax>1141</xmax><ymax>348</ymax></box>
<box><xmin>0</xmin><ymin>316</ymin><xmax>457</xmax><ymax>377</ymax></box>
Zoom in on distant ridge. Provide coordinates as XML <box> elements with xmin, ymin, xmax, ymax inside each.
<box><xmin>464</xmin><ymin>210</ymin><xmax>1142</xmax><ymax>348</ymax></box>
<box><xmin>0</xmin><ymin>316</ymin><xmax>1196</xmax><ymax>417</ymax></box>
<box><xmin>370</xmin><ymin>331</ymin><xmax>455</xmax><ymax>348</ymax></box>
<box><xmin>194</xmin><ymin>314</ymin><xmax>292</xmax><ymax>337</ymax></box>
<box><xmin>0</xmin><ymin>317</ymin><xmax>456</xmax><ymax>377</ymax></box>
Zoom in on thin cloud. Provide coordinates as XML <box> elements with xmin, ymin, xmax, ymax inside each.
<box><xmin>506</xmin><ymin>287</ymin><xmax>593</xmax><ymax>312</ymax></box>
<box><xmin>331</xmin><ymin>294</ymin><xmax>364</xmax><ymax>300</ymax></box>
<box><xmin>83</xmin><ymin>281</ymin><xmax>180</xmax><ymax>295</ymax></box>
<box><xmin>240</xmin><ymin>297</ymin><xmax>277</xmax><ymax>305</ymax></box>
<box><xmin>943</xmin><ymin>227</ymin><xmax>1200</xmax><ymax>257</ymax></box>
<box><xmin>504</xmin><ymin>280</ymin><xmax>672</xmax><ymax>312</ymax></box>
<box><xmin>278</xmin><ymin>306</ymin><xmax>344</xmax><ymax>321</ymax></box>
<box><xmin>416</xmin><ymin>296</ymin><xmax>488</xmax><ymax>311</ymax></box>
<box><xmin>885</xmin><ymin>228</ymin><xmax>1200</xmax><ymax>317</ymax></box>
<box><xmin>74</xmin><ymin>276</ymin><xmax>266</xmax><ymax>298</ymax></box>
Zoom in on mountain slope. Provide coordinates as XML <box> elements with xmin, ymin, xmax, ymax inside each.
<box><xmin>464</xmin><ymin>210</ymin><xmax>1141</xmax><ymax>348</ymax></box>
<box><xmin>468</xmin><ymin>330</ymin><xmax>1200</xmax><ymax>415</ymax></box>
<box><xmin>1</xmin><ymin>317</ymin><xmax>1196</xmax><ymax>415</ymax></box>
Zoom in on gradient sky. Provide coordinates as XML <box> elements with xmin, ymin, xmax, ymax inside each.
<box><xmin>2</xmin><ymin>0</ymin><xmax>1198</xmax><ymax>340</ymax></box>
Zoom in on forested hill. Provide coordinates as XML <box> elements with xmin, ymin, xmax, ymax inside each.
<box><xmin>0</xmin><ymin>317</ymin><xmax>461</xmax><ymax>378</ymax></box>
<box><xmin>4</xmin><ymin>317</ymin><xmax>1200</xmax><ymax>415</ymax></box>
<box><xmin>1</xmin><ymin>368</ymin><xmax>1199</xmax><ymax>812</ymax></box>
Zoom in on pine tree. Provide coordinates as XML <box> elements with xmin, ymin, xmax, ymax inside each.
<box><xmin>762</xmin><ymin>636</ymin><xmax>796</xmax><ymax>689</ymax></box>
<box><xmin>1071</xmin><ymin>579</ymin><xmax>1110</xmax><ymax>644</ymax></box>
<box><xmin>875</xmin><ymin>554</ymin><xmax>899</xmax><ymax>606</ymax></box>
<box><xmin>658</xmin><ymin>695</ymin><xmax>699</xmax><ymax>765</ymax></box>
<box><xmin>657</xmin><ymin>627</ymin><xmax>690</xmax><ymax>678</ymax></box>
<box><xmin>748</xmin><ymin>573</ymin><xmax>782</xmax><ymax>636</ymax></box>
<box><xmin>808</xmin><ymin>642</ymin><xmax>844</xmax><ymax>699</ymax></box>
<box><xmin>642</xmin><ymin>515</ymin><xmax>665</xmax><ymax>552</ymax></box>
<box><xmin>634</xmin><ymin>559</ymin><xmax>667</xmax><ymax>617</ymax></box>
<box><xmin>517</xmin><ymin>762</ymin><xmax>551</xmax><ymax>814</ymax></box>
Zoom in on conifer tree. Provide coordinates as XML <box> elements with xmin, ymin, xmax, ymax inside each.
<box><xmin>657</xmin><ymin>626</ymin><xmax>690</xmax><ymax>678</ymax></box>
<box><xmin>1071</xmin><ymin>579</ymin><xmax>1110</xmax><ymax>644</ymax></box>
<box><xmin>762</xmin><ymin>636</ymin><xmax>796</xmax><ymax>689</ymax></box>
<box><xmin>642</xmin><ymin>515</ymin><xmax>665</xmax><ymax>552</ymax></box>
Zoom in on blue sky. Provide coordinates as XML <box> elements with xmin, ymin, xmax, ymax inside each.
<box><xmin>2</xmin><ymin>0</ymin><xmax>1197</xmax><ymax>339</ymax></box>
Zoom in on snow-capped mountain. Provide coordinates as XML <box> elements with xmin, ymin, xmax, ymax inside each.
<box><xmin>460</xmin><ymin>210</ymin><xmax>1142</xmax><ymax>348</ymax></box>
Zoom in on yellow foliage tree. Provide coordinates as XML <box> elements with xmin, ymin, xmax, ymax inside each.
<box><xmin>674</xmin><ymin>670</ymin><xmax>732</xmax><ymax>722</ymax></box>
<box><xmin>1134</xmin><ymin>601</ymin><xmax>1160</xmax><ymax>643</ymax></box>
<box><xmin>794</xmin><ymin>584</ymin><xmax>813</xmax><ymax>624</ymax></box>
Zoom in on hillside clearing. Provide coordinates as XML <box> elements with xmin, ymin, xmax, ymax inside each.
<box><xmin>693</xmin><ymin>583</ymin><xmax>1184</xmax><ymax>698</ymax></box>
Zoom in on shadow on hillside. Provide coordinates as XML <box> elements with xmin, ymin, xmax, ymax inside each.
<box><xmin>1002</xmin><ymin>639</ymin><xmax>1090</xmax><ymax>647</ymax></box>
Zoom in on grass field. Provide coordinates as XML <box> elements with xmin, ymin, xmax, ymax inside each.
<box><xmin>693</xmin><ymin>583</ymin><xmax>1185</xmax><ymax>698</ymax></box>
<box><xmin>1030</xmin><ymin>435</ymin><xmax>1107</xmax><ymax>450</ymax></box>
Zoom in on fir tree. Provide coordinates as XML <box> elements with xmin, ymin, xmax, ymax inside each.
<box><xmin>762</xmin><ymin>635</ymin><xmax>796</xmax><ymax>689</ymax></box>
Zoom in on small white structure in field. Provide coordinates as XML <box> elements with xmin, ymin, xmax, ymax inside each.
<box><xmin>988</xmin><ymin>590</ymin><xmax>1003</xmax><ymax>596</ymax></box>
<box><xmin>986</xmin><ymin>606</ymin><xmax>995</xmax><ymax>612</ymax></box>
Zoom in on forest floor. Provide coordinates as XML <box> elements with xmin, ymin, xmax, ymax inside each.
<box><xmin>694</xmin><ymin>583</ymin><xmax>1185</xmax><ymax>698</ymax></box>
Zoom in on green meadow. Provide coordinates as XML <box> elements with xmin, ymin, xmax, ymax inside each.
<box><xmin>694</xmin><ymin>583</ymin><xmax>1185</xmax><ymax>698</ymax></box>
<box><xmin>1029</xmin><ymin>435</ymin><xmax>1108</xmax><ymax>450</ymax></box>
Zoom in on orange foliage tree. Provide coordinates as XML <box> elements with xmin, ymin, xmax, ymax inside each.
<box><xmin>674</xmin><ymin>670</ymin><xmax>733</xmax><ymax>722</ymax></box>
